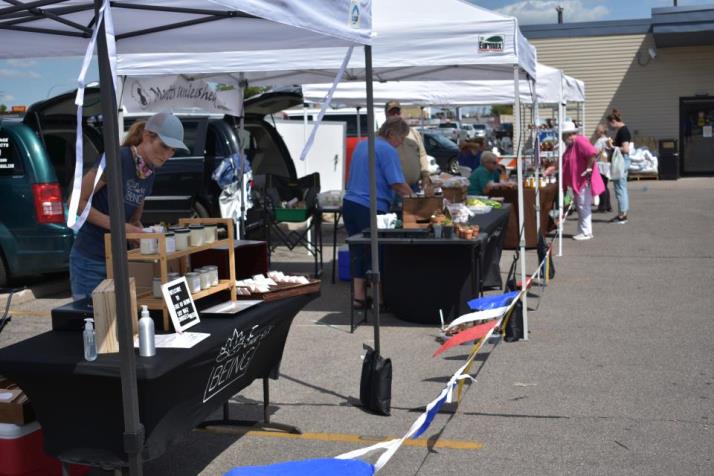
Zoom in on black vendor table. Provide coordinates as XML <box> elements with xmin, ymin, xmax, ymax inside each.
<box><xmin>0</xmin><ymin>294</ymin><xmax>316</xmax><ymax>468</ymax></box>
<box><xmin>468</xmin><ymin>204</ymin><xmax>511</xmax><ymax>290</ymax></box>
<box><xmin>347</xmin><ymin>235</ymin><xmax>484</xmax><ymax>325</ymax></box>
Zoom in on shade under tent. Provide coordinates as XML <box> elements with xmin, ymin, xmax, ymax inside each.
<box><xmin>116</xmin><ymin>0</ymin><xmax>539</xmax><ymax>342</ymax></box>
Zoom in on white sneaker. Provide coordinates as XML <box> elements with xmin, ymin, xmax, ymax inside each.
<box><xmin>572</xmin><ymin>233</ymin><xmax>593</xmax><ymax>241</ymax></box>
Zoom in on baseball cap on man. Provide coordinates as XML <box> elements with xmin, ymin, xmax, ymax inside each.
<box><xmin>385</xmin><ymin>100</ymin><xmax>401</xmax><ymax>113</ymax></box>
<box><xmin>145</xmin><ymin>112</ymin><xmax>190</xmax><ymax>152</ymax></box>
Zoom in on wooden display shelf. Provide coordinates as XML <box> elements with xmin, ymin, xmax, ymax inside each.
<box><xmin>104</xmin><ymin>218</ymin><xmax>237</xmax><ymax>331</ymax></box>
<box><xmin>138</xmin><ymin>280</ymin><xmax>234</xmax><ymax>309</ymax></box>
<box><xmin>125</xmin><ymin>238</ymin><xmax>232</xmax><ymax>262</ymax></box>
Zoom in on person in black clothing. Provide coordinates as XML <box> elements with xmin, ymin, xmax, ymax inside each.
<box><xmin>607</xmin><ymin>109</ymin><xmax>631</xmax><ymax>224</ymax></box>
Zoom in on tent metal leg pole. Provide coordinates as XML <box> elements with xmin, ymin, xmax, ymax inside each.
<box><xmin>96</xmin><ymin>1</ymin><xmax>144</xmax><ymax>473</ymax></box>
<box><xmin>238</xmin><ymin>73</ymin><xmax>247</xmax><ymax>239</ymax></box>
<box><xmin>514</xmin><ymin>64</ymin><xmax>527</xmax><ymax>340</ymax></box>
<box><xmin>356</xmin><ymin>106</ymin><xmax>361</xmax><ymax>138</ymax></box>
<box><xmin>365</xmin><ymin>45</ymin><xmax>380</xmax><ymax>355</ymax></box>
<box><xmin>532</xmin><ymin>94</ymin><xmax>541</xmax><ymax>282</ymax></box>
<box><xmin>558</xmin><ymin>103</ymin><xmax>564</xmax><ymax>257</ymax></box>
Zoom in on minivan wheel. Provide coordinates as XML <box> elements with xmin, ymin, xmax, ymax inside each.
<box><xmin>447</xmin><ymin>158</ymin><xmax>461</xmax><ymax>175</ymax></box>
<box><xmin>191</xmin><ymin>201</ymin><xmax>210</xmax><ymax>219</ymax></box>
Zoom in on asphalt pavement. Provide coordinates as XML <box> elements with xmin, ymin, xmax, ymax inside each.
<box><xmin>1</xmin><ymin>177</ymin><xmax>712</xmax><ymax>475</ymax></box>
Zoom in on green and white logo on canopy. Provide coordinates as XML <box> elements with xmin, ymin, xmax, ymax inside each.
<box><xmin>478</xmin><ymin>35</ymin><xmax>505</xmax><ymax>53</ymax></box>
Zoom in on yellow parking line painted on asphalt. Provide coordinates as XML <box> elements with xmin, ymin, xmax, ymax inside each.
<box><xmin>198</xmin><ymin>427</ymin><xmax>483</xmax><ymax>451</ymax></box>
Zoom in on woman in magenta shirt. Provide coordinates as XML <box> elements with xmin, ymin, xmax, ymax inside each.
<box><xmin>561</xmin><ymin>121</ymin><xmax>605</xmax><ymax>240</ymax></box>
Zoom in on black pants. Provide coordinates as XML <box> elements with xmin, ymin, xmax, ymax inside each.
<box><xmin>598</xmin><ymin>176</ymin><xmax>612</xmax><ymax>212</ymax></box>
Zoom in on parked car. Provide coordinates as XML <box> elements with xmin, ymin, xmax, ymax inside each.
<box><xmin>470</xmin><ymin>124</ymin><xmax>488</xmax><ymax>138</ymax></box>
<box><xmin>0</xmin><ymin>118</ymin><xmax>73</xmax><ymax>285</ymax></box>
<box><xmin>437</xmin><ymin>122</ymin><xmax>460</xmax><ymax>142</ymax></box>
<box><xmin>421</xmin><ymin>130</ymin><xmax>460</xmax><ymax>174</ymax></box>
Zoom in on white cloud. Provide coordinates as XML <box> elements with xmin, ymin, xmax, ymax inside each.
<box><xmin>0</xmin><ymin>68</ymin><xmax>41</xmax><ymax>79</ymax></box>
<box><xmin>5</xmin><ymin>59</ymin><xmax>37</xmax><ymax>67</ymax></box>
<box><xmin>497</xmin><ymin>0</ymin><xmax>610</xmax><ymax>25</ymax></box>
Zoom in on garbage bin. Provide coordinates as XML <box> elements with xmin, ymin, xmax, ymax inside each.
<box><xmin>658</xmin><ymin>139</ymin><xmax>679</xmax><ymax>180</ymax></box>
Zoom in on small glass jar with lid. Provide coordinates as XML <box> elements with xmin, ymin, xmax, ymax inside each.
<box><xmin>185</xmin><ymin>272</ymin><xmax>201</xmax><ymax>294</ymax></box>
<box><xmin>152</xmin><ymin>277</ymin><xmax>163</xmax><ymax>298</ymax></box>
<box><xmin>167</xmin><ymin>272</ymin><xmax>180</xmax><ymax>282</ymax></box>
<box><xmin>173</xmin><ymin>228</ymin><xmax>190</xmax><ymax>251</ymax></box>
<box><xmin>204</xmin><ymin>265</ymin><xmax>219</xmax><ymax>286</ymax></box>
<box><xmin>203</xmin><ymin>224</ymin><xmax>217</xmax><ymax>244</ymax></box>
<box><xmin>188</xmin><ymin>224</ymin><xmax>205</xmax><ymax>247</ymax></box>
<box><xmin>164</xmin><ymin>232</ymin><xmax>176</xmax><ymax>253</ymax></box>
<box><xmin>198</xmin><ymin>268</ymin><xmax>211</xmax><ymax>290</ymax></box>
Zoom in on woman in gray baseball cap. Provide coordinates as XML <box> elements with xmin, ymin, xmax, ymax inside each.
<box><xmin>69</xmin><ymin>112</ymin><xmax>189</xmax><ymax>300</ymax></box>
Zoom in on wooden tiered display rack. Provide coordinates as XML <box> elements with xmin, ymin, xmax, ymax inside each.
<box><xmin>104</xmin><ymin>218</ymin><xmax>237</xmax><ymax>330</ymax></box>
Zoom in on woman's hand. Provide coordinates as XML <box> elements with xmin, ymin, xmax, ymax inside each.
<box><xmin>125</xmin><ymin>223</ymin><xmax>144</xmax><ymax>234</ymax></box>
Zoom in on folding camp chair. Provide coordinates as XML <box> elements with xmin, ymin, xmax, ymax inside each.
<box><xmin>252</xmin><ymin>173</ymin><xmax>323</xmax><ymax>277</ymax></box>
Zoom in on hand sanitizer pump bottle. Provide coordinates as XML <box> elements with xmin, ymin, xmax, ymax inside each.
<box><xmin>83</xmin><ymin>318</ymin><xmax>97</xmax><ymax>361</ymax></box>
<box><xmin>138</xmin><ymin>305</ymin><xmax>156</xmax><ymax>357</ymax></box>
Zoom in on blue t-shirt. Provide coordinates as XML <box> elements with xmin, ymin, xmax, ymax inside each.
<box><xmin>457</xmin><ymin>149</ymin><xmax>482</xmax><ymax>170</ymax></box>
<box><xmin>73</xmin><ymin>147</ymin><xmax>156</xmax><ymax>261</ymax></box>
<box><xmin>344</xmin><ymin>137</ymin><xmax>405</xmax><ymax>213</ymax></box>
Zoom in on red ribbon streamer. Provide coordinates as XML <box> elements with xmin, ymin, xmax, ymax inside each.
<box><xmin>433</xmin><ymin>320</ymin><xmax>499</xmax><ymax>357</ymax></box>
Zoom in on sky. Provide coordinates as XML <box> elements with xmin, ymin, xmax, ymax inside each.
<box><xmin>0</xmin><ymin>0</ymin><xmax>712</xmax><ymax>108</ymax></box>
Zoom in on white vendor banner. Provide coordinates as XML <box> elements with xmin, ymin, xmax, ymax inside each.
<box><xmin>121</xmin><ymin>75</ymin><xmax>243</xmax><ymax>116</ymax></box>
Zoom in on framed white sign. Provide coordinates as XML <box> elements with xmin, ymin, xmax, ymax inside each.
<box><xmin>161</xmin><ymin>277</ymin><xmax>200</xmax><ymax>333</ymax></box>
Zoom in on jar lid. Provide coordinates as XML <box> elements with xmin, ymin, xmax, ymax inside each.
<box><xmin>205</xmin><ymin>223</ymin><xmax>217</xmax><ymax>228</ymax></box>
<box><xmin>174</xmin><ymin>227</ymin><xmax>190</xmax><ymax>233</ymax></box>
<box><xmin>198</xmin><ymin>268</ymin><xmax>210</xmax><ymax>274</ymax></box>
<box><xmin>188</xmin><ymin>224</ymin><xmax>204</xmax><ymax>229</ymax></box>
<box><xmin>185</xmin><ymin>272</ymin><xmax>198</xmax><ymax>277</ymax></box>
<box><xmin>152</xmin><ymin>276</ymin><xmax>162</xmax><ymax>281</ymax></box>
<box><xmin>164</xmin><ymin>232</ymin><xmax>175</xmax><ymax>237</ymax></box>
<box><xmin>205</xmin><ymin>265</ymin><xmax>218</xmax><ymax>270</ymax></box>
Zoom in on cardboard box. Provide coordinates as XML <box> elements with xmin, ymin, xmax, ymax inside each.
<box><xmin>442</xmin><ymin>186</ymin><xmax>468</xmax><ymax>203</ymax></box>
<box><xmin>402</xmin><ymin>197</ymin><xmax>444</xmax><ymax>229</ymax></box>
<box><xmin>0</xmin><ymin>379</ymin><xmax>34</xmax><ymax>425</ymax></box>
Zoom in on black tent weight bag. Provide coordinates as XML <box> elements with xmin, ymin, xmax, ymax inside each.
<box><xmin>360</xmin><ymin>345</ymin><xmax>392</xmax><ymax>416</ymax></box>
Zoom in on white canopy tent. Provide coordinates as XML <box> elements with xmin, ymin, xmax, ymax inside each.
<box><xmin>0</xmin><ymin>1</ymin><xmax>371</xmax><ymax>473</ymax></box>
<box><xmin>117</xmin><ymin>0</ymin><xmax>537</xmax><ymax>82</ymax></box>
<box><xmin>300</xmin><ymin>63</ymin><xmax>584</xmax><ymax>106</ymax></box>
<box><xmin>302</xmin><ymin>63</ymin><xmax>586</xmax><ymax>260</ymax></box>
<box><xmin>116</xmin><ymin>0</ymin><xmax>539</xmax><ymax>340</ymax></box>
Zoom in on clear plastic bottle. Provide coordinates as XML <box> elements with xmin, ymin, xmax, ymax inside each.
<box><xmin>83</xmin><ymin>318</ymin><xmax>97</xmax><ymax>361</ymax></box>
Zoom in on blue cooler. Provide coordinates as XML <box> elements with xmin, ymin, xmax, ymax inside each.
<box><xmin>338</xmin><ymin>245</ymin><xmax>351</xmax><ymax>281</ymax></box>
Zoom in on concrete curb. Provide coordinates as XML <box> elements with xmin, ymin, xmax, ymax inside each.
<box><xmin>0</xmin><ymin>278</ymin><xmax>70</xmax><ymax>307</ymax></box>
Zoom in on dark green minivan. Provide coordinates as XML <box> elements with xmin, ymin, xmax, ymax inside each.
<box><xmin>0</xmin><ymin>118</ymin><xmax>73</xmax><ymax>286</ymax></box>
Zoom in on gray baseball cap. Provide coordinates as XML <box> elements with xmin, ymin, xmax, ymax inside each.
<box><xmin>145</xmin><ymin>112</ymin><xmax>189</xmax><ymax>152</ymax></box>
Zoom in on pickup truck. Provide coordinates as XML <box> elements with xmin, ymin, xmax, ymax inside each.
<box><xmin>0</xmin><ymin>88</ymin><xmax>301</xmax><ymax>285</ymax></box>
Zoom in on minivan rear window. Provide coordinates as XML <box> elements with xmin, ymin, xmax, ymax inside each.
<box><xmin>0</xmin><ymin>132</ymin><xmax>25</xmax><ymax>176</ymax></box>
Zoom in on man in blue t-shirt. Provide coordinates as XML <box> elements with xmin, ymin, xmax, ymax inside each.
<box><xmin>343</xmin><ymin>117</ymin><xmax>413</xmax><ymax>309</ymax></box>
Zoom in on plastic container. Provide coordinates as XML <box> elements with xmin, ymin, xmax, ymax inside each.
<box><xmin>337</xmin><ymin>245</ymin><xmax>351</xmax><ymax>282</ymax></box>
<box><xmin>185</xmin><ymin>272</ymin><xmax>201</xmax><ymax>294</ymax></box>
<box><xmin>189</xmin><ymin>224</ymin><xmax>204</xmax><ymax>247</ymax></box>
<box><xmin>204</xmin><ymin>224</ymin><xmax>217</xmax><ymax>244</ymax></box>
<box><xmin>167</xmin><ymin>272</ymin><xmax>180</xmax><ymax>282</ymax></box>
<box><xmin>0</xmin><ymin>422</ymin><xmax>90</xmax><ymax>476</ymax></box>
<box><xmin>174</xmin><ymin>228</ymin><xmax>190</xmax><ymax>251</ymax></box>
